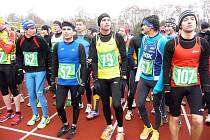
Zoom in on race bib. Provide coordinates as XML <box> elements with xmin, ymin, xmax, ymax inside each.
<box><xmin>0</xmin><ymin>51</ymin><xmax>7</xmax><ymax>64</ymax></box>
<box><xmin>98</xmin><ymin>50</ymin><xmax>117</xmax><ymax>68</ymax></box>
<box><xmin>173</xmin><ymin>66</ymin><xmax>197</xmax><ymax>86</ymax></box>
<box><xmin>58</xmin><ymin>63</ymin><xmax>76</xmax><ymax>79</ymax></box>
<box><xmin>23</xmin><ymin>52</ymin><xmax>38</xmax><ymax>66</ymax></box>
<box><xmin>141</xmin><ymin>59</ymin><xmax>154</xmax><ymax>75</ymax></box>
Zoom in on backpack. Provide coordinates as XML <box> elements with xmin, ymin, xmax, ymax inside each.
<box><xmin>20</xmin><ymin>36</ymin><xmax>40</xmax><ymax>48</ymax></box>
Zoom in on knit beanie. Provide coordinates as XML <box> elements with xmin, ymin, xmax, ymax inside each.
<box><xmin>201</xmin><ymin>21</ymin><xmax>209</xmax><ymax>29</ymax></box>
<box><xmin>143</xmin><ymin>15</ymin><xmax>160</xmax><ymax>31</ymax></box>
<box><xmin>166</xmin><ymin>18</ymin><xmax>176</xmax><ymax>28</ymax></box>
<box><xmin>178</xmin><ymin>10</ymin><xmax>197</xmax><ymax>29</ymax></box>
<box><xmin>53</xmin><ymin>20</ymin><xmax>62</xmax><ymax>28</ymax></box>
<box><xmin>98</xmin><ymin>13</ymin><xmax>110</xmax><ymax>26</ymax></box>
<box><xmin>22</xmin><ymin>20</ymin><xmax>35</xmax><ymax>30</ymax></box>
<box><xmin>62</xmin><ymin>21</ymin><xmax>75</xmax><ymax>30</ymax></box>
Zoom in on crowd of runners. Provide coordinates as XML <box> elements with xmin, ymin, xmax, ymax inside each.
<box><xmin>0</xmin><ymin>9</ymin><xmax>210</xmax><ymax>140</ymax></box>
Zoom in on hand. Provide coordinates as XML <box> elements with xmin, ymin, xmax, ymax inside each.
<box><xmin>163</xmin><ymin>84</ymin><xmax>171</xmax><ymax>94</ymax></box>
<box><xmin>94</xmin><ymin>79</ymin><xmax>100</xmax><ymax>92</ymax></box>
<box><xmin>17</xmin><ymin>69</ymin><xmax>24</xmax><ymax>84</ymax></box>
<box><xmin>77</xmin><ymin>85</ymin><xmax>85</xmax><ymax>97</ymax></box>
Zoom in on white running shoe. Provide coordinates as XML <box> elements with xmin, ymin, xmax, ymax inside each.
<box><xmin>85</xmin><ymin>104</ymin><xmax>92</xmax><ymax>114</ymax></box>
<box><xmin>125</xmin><ymin>110</ymin><xmax>133</xmax><ymax>121</ymax></box>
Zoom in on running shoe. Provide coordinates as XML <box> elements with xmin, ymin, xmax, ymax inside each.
<box><xmin>57</xmin><ymin>124</ymin><xmax>70</xmax><ymax>137</ymax></box>
<box><xmin>140</xmin><ymin>125</ymin><xmax>153</xmax><ymax>140</ymax></box>
<box><xmin>11</xmin><ymin>113</ymin><xmax>22</xmax><ymax>125</ymax></box>
<box><xmin>0</xmin><ymin>112</ymin><xmax>14</xmax><ymax>122</ymax></box>
<box><xmin>27</xmin><ymin>114</ymin><xmax>40</xmax><ymax>126</ymax></box>
<box><xmin>37</xmin><ymin>116</ymin><xmax>50</xmax><ymax>129</ymax></box>
<box><xmin>66</xmin><ymin>125</ymin><xmax>76</xmax><ymax>139</ymax></box>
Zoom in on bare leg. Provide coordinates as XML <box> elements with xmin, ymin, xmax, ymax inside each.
<box><xmin>191</xmin><ymin>114</ymin><xmax>203</xmax><ymax>140</ymax></box>
<box><xmin>13</xmin><ymin>94</ymin><xmax>21</xmax><ymax>112</ymax></box>
<box><xmin>2</xmin><ymin>94</ymin><xmax>12</xmax><ymax>110</ymax></box>
<box><xmin>169</xmin><ymin>115</ymin><xmax>181</xmax><ymax>140</ymax></box>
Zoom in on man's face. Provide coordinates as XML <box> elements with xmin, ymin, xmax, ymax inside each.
<box><xmin>100</xmin><ymin>17</ymin><xmax>111</xmax><ymax>31</ymax></box>
<box><xmin>181</xmin><ymin>16</ymin><xmax>196</xmax><ymax>33</ymax></box>
<box><xmin>53</xmin><ymin>24</ymin><xmax>61</xmax><ymax>33</ymax></box>
<box><xmin>165</xmin><ymin>26</ymin><xmax>173</xmax><ymax>35</ymax></box>
<box><xmin>141</xmin><ymin>24</ymin><xmax>151</xmax><ymax>35</ymax></box>
<box><xmin>62</xmin><ymin>26</ymin><xmax>74</xmax><ymax>40</ymax></box>
<box><xmin>75</xmin><ymin>21</ymin><xmax>86</xmax><ymax>33</ymax></box>
<box><xmin>25</xmin><ymin>26</ymin><xmax>36</xmax><ymax>37</ymax></box>
<box><xmin>42</xmin><ymin>30</ymin><xmax>48</xmax><ymax>35</ymax></box>
<box><xmin>118</xmin><ymin>28</ymin><xmax>126</xmax><ymax>37</ymax></box>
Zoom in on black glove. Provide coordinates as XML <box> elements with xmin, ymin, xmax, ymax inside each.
<box><xmin>120</xmin><ymin>75</ymin><xmax>127</xmax><ymax>90</ymax></box>
<box><xmin>163</xmin><ymin>84</ymin><xmax>171</xmax><ymax>94</ymax></box>
<box><xmin>77</xmin><ymin>85</ymin><xmax>85</xmax><ymax>97</ymax></box>
<box><xmin>17</xmin><ymin>69</ymin><xmax>24</xmax><ymax>84</ymax></box>
<box><xmin>94</xmin><ymin>79</ymin><xmax>100</xmax><ymax>92</ymax></box>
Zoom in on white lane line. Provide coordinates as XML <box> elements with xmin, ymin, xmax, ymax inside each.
<box><xmin>0</xmin><ymin>125</ymin><xmax>64</xmax><ymax>140</ymax></box>
<box><xmin>181</xmin><ymin>105</ymin><xmax>191</xmax><ymax>135</ymax></box>
<box><xmin>19</xmin><ymin>112</ymin><xmax>58</xmax><ymax>140</ymax></box>
<box><xmin>0</xmin><ymin>96</ymin><xmax>29</xmax><ymax>110</ymax></box>
<box><xmin>106</xmin><ymin>101</ymin><xmax>128</xmax><ymax>140</ymax></box>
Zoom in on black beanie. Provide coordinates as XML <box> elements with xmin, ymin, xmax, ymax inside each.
<box><xmin>201</xmin><ymin>21</ymin><xmax>209</xmax><ymax>29</ymax></box>
<box><xmin>178</xmin><ymin>10</ymin><xmax>197</xmax><ymax>29</ymax></box>
<box><xmin>53</xmin><ymin>20</ymin><xmax>62</xmax><ymax>28</ymax></box>
<box><xmin>98</xmin><ymin>13</ymin><xmax>110</xmax><ymax>26</ymax></box>
<box><xmin>62</xmin><ymin>21</ymin><xmax>75</xmax><ymax>30</ymax></box>
<box><xmin>41</xmin><ymin>25</ymin><xmax>49</xmax><ymax>32</ymax></box>
<box><xmin>144</xmin><ymin>15</ymin><xmax>160</xmax><ymax>31</ymax></box>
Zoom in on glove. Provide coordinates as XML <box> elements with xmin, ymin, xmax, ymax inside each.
<box><xmin>17</xmin><ymin>69</ymin><xmax>24</xmax><ymax>84</ymax></box>
<box><xmin>94</xmin><ymin>79</ymin><xmax>100</xmax><ymax>92</ymax></box>
<box><xmin>120</xmin><ymin>75</ymin><xmax>127</xmax><ymax>90</ymax></box>
<box><xmin>77</xmin><ymin>84</ymin><xmax>85</xmax><ymax>97</ymax></box>
<box><xmin>163</xmin><ymin>84</ymin><xmax>171</xmax><ymax>94</ymax></box>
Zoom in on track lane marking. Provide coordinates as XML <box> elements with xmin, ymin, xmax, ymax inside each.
<box><xmin>0</xmin><ymin>125</ymin><xmax>64</xmax><ymax>140</ymax></box>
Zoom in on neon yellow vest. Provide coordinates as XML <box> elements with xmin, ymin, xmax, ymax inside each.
<box><xmin>96</xmin><ymin>34</ymin><xmax>120</xmax><ymax>79</ymax></box>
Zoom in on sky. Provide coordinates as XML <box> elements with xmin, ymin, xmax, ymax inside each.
<box><xmin>1</xmin><ymin>0</ymin><xmax>200</xmax><ymax>20</ymax></box>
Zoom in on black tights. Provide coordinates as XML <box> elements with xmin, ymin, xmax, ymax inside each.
<box><xmin>56</xmin><ymin>85</ymin><xmax>80</xmax><ymax>124</ymax></box>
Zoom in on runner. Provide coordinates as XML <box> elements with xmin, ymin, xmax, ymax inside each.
<box><xmin>118</xmin><ymin>27</ymin><xmax>130</xmax><ymax>105</ymax></box>
<box><xmin>196</xmin><ymin>21</ymin><xmax>210</xmax><ymax>124</ymax></box>
<box><xmin>125</xmin><ymin>28</ymin><xmax>144</xmax><ymax>121</ymax></box>
<box><xmin>16</xmin><ymin>20</ymin><xmax>50</xmax><ymax>128</ymax></box>
<box><xmin>75</xmin><ymin>18</ymin><xmax>92</xmax><ymax>113</ymax></box>
<box><xmin>51</xmin><ymin>21</ymin><xmax>86</xmax><ymax>139</ymax></box>
<box><xmin>0</xmin><ymin>17</ymin><xmax>22</xmax><ymax>125</ymax></box>
<box><xmin>51</xmin><ymin>21</ymin><xmax>64</xmax><ymax>106</ymax></box>
<box><xmin>135</xmin><ymin>15</ymin><xmax>168</xmax><ymax>140</ymax></box>
<box><xmin>163</xmin><ymin>10</ymin><xmax>210</xmax><ymax>140</ymax></box>
<box><xmin>90</xmin><ymin>13</ymin><xmax>127</xmax><ymax>140</ymax></box>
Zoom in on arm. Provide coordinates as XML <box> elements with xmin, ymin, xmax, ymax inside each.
<box><xmin>199</xmin><ymin>38</ymin><xmax>210</xmax><ymax>93</ymax></box>
<box><xmin>153</xmin><ymin>37</ymin><xmax>168</xmax><ymax>93</ymax></box>
<box><xmin>79</xmin><ymin>44</ymin><xmax>87</xmax><ymax>84</ymax></box>
<box><xmin>15</xmin><ymin>37</ymin><xmax>24</xmax><ymax>69</ymax></box>
<box><xmin>38</xmin><ymin>36</ymin><xmax>51</xmax><ymax>68</ymax></box>
<box><xmin>163</xmin><ymin>39</ymin><xmax>175</xmax><ymax>92</ymax></box>
<box><xmin>128</xmin><ymin>37</ymin><xmax>138</xmax><ymax>69</ymax></box>
<box><xmin>90</xmin><ymin>36</ymin><xmax>98</xmax><ymax>80</ymax></box>
<box><xmin>51</xmin><ymin>42</ymin><xmax>59</xmax><ymax>82</ymax></box>
<box><xmin>115</xmin><ymin>33</ymin><xmax>127</xmax><ymax>76</ymax></box>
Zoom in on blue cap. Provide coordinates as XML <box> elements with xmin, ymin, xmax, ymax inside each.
<box><xmin>22</xmin><ymin>20</ymin><xmax>35</xmax><ymax>30</ymax></box>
